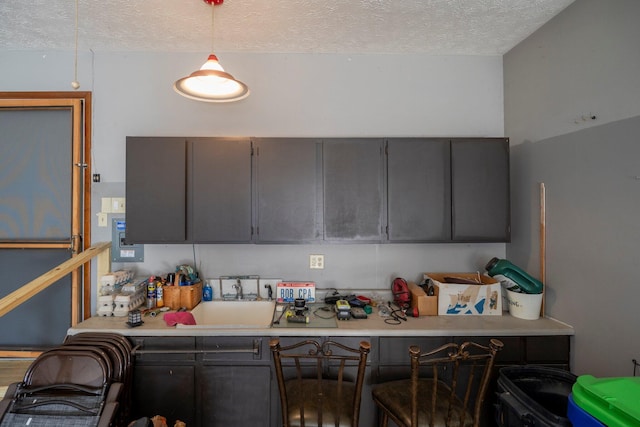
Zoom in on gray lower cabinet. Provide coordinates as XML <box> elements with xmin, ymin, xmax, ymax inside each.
<box><xmin>200</xmin><ymin>337</ymin><xmax>272</xmax><ymax>426</ymax></box>
<box><xmin>130</xmin><ymin>337</ymin><xmax>197</xmax><ymax>425</ymax></box>
<box><xmin>254</xmin><ymin>138</ymin><xmax>323</xmax><ymax>243</ymax></box>
<box><xmin>376</xmin><ymin>335</ymin><xmax>570</xmax><ymax>427</ymax></box>
<box><xmin>323</xmin><ymin>139</ymin><xmax>385</xmax><ymax>242</ymax></box>
<box><xmin>130</xmin><ymin>334</ymin><xmax>568</xmax><ymax>426</ymax></box>
<box><xmin>130</xmin><ymin>336</ymin><xmax>272</xmax><ymax>427</ymax></box>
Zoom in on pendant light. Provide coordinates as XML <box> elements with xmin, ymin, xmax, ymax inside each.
<box><xmin>174</xmin><ymin>0</ymin><xmax>249</xmax><ymax>102</ymax></box>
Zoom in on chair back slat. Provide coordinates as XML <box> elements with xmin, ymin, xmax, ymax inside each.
<box><xmin>270</xmin><ymin>338</ymin><xmax>370</xmax><ymax>427</ymax></box>
<box><xmin>408</xmin><ymin>339</ymin><xmax>503</xmax><ymax>427</ymax></box>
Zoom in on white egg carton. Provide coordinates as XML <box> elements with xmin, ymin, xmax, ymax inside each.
<box><xmin>97</xmin><ymin>277</ymin><xmax>146</xmax><ymax>317</ymax></box>
<box><xmin>113</xmin><ymin>292</ymin><xmax>145</xmax><ymax>317</ymax></box>
<box><xmin>100</xmin><ymin>269</ymin><xmax>135</xmax><ymax>288</ymax></box>
<box><xmin>96</xmin><ymin>294</ymin><xmax>115</xmax><ymax>317</ymax></box>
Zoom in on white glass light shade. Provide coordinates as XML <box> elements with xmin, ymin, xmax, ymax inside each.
<box><xmin>174</xmin><ymin>54</ymin><xmax>250</xmax><ymax>103</ymax></box>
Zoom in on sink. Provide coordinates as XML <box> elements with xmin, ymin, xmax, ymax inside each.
<box><xmin>176</xmin><ymin>300</ymin><xmax>276</xmax><ymax>329</ymax></box>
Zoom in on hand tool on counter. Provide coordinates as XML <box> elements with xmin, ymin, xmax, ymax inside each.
<box><xmin>140</xmin><ymin>306</ymin><xmax>171</xmax><ymax>317</ymax></box>
<box><xmin>273</xmin><ymin>304</ymin><xmax>290</xmax><ymax>325</ymax></box>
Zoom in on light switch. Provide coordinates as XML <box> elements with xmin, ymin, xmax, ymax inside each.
<box><xmin>112</xmin><ymin>198</ymin><xmax>126</xmax><ymax>213</ymax></box>
<box><xmin>98</xmin><ymin>212</ymin><xmax>108</xmax><ymax>227</ymax></box>
<box><xmin>101</xmin><ymin>197</ymin><xmax>112</xmax><ymax>213</ymax></box>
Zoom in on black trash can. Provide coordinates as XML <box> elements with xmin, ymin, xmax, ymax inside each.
<box><xmin>495</xmin><ymin>365</ymin><xmax>577</xmax><ymax>427</ymax></box>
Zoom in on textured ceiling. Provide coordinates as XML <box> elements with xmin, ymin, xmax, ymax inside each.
<box><xmin>0</xmin><ymin>0</ymin><xmax>573</xmax><ymax>55</ymax></box>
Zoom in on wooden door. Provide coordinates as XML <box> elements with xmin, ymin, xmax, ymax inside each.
<box><xmin>0</xmin><ymin>92</ymin><xmax>91</xmax><ymax>349</ymax></box>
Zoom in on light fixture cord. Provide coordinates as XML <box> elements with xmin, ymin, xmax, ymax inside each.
<box><xmin>73</xmin><ymin>0</ymin><xmax>79</xmax><ymax>85</ymax></box>
<box><xmin>210</xmin><ymin>2</ymin><xmax>215</xmax><ymax>53</ymax></box>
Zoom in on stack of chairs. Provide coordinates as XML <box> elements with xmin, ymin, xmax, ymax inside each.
<box><xmin>0</xmin><ymin>332</ymin><xmax>132</xmax><ymax>427</ymax></box>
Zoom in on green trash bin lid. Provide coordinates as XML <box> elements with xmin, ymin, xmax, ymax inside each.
<box><xmin>572</xmin><ymin>375</ymin><xmax>640</xmax><ymax>427</ymax></box>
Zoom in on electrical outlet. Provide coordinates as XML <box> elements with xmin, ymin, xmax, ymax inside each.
<box><xmin>309</xmin><ymin>254</ymin><xmax>324</xmax><ymax>269</ymax></box>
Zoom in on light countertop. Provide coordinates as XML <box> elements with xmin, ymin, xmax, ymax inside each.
<box><xmin>68</xmin><ymin>307</ymin><xmax>574</xmax><ymax>338</ymax></box>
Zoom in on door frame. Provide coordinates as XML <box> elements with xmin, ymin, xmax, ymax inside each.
<box><xmin>0</xmin><ymin>91</ymin><xmax>93</xmax><ymax>324</ymax></box>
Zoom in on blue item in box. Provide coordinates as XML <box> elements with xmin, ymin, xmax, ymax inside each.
<box><xmin>567</xmin><ymin>394</ymin><xmax>604</xmax><ymax>427</ymax></box>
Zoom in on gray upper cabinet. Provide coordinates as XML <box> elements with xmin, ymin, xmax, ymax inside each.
<box><xmin>191</xmin><ymin>137</ymin><xmax>252</xmax><ymax>243</ymax></box>
<box><xmin>126</xmin><ymin>136</ymin><xmax>509</xmax><ymax>244</ymax></box>
<box><xmin>126</xmin><ymin>137</ymin><xmax>188</xmax><ymax>243</ymax></box>
<box><xmin>323</xmin><ymin>139</ymin><xmax>385</xmax><ymax>242</ymax></box>
<box><xmin>126</xmin><ymin>137</ymin><xmax>252</xmax><ymax>243</ymax></box>
<box><xmin>386</xmin><ymin>138</ymin><xmax>451</xmax><ymax>242</ymax></box>
<box><xmin>254</xmin><ymin>138</ymin><xmax>322</xmax><ymax>243</ymax></box>
<box><xmin>451</xmin><ymin>138</ymin><xmax>510</xmax><ymax>242</ymax></box>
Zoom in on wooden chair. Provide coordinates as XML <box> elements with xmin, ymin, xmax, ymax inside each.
<box><xmin>270</xmin><ymin>338</ymin><xmax>371</xmax><ymax>427</ymax></box>
<box><xmin>372</xmin><ymin>339</ymin><xmax>504</xmax><ymax>427</ymax></box>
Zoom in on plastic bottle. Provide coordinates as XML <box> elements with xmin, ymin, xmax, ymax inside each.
<box><xmin>485</xmin><ymin>257</ymin><xmax>543</xmax><ymax>294</ymax></box>
<box><xmin>156</xmin><ymin>279</ymin><xmax>164</xmax><ymax>308</ymax></box>
<box><xmin>203</xmin><ymin>281</ymin><xmax>213</xmax><ymax>302</ymax></box>
<box><xmin>146</xmin><ymin>276</ymin><xmax>157</xmax><ymax>309</ymax></box>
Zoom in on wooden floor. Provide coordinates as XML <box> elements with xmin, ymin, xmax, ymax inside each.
<box><xmin>0</xmin><ymin>359</ymin><xmax>33</xmax><ymax>398</ymax></box>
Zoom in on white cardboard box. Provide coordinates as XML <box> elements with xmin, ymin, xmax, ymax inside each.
<box><xmin>424</xmin><ymin>273</ymin><xmax>502</xmax><ymax>316</ymax></box>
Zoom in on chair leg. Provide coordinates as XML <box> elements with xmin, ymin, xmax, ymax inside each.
<box><xmin>380</xmin><ymin>411</ymin><xmax>389</xmax><ymax>427</ymax></box>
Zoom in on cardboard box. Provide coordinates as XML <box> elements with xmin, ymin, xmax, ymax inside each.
<box><xmin>424</xmin><ymin>273</ymin><xmax>502</xmax><ymax>316</ymax></box>
<box><xmin>408</xmin><ymin>282</ymin><xmax>437</xmax><ymax>316</ymax></box>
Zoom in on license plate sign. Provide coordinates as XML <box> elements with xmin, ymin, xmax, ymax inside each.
<box><xmin>276</xmin><ymin>282</ymin><xmax>316</xmax><ymax>303</ymax></box>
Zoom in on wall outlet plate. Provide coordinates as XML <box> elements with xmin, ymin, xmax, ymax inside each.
<box><xmin>309</xmin><ymin>254</ymin><xmax>324</xmax><ymax>269</ymax></box>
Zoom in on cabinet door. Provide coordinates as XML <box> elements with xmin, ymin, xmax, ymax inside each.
<box><xmin>254</xmin><ymin>138</ymin><xmax>322</xmax><ymax>243</ymax></box>
<box><xmin>451</xmin><ymin>138</ymin><xmax>510</xmax><ymax>242</ymax></box>
<box><xmin>130</xmin><ymin>336</ymin><xmax>197</xmax><ymax>425</ymax></box>
<box><xmin>386</xmin><ymin>138</ymin><xmax>451</xmax><ymax>242</ymax></box>
<box><xmin>200</xmin><ymin>365</ymin><xmax>272</xmax><ymax>426</ymax></box>
<box><xmin>126</xmin><ymin>137</ymin><xmax>188</xmax><ymax>243</ymax></box>
<box><xmin>323</xmin><ymin>139</ymin><xmax>385</xmax><ymax>241</ymax></box>
<box><xmin>131</xmin><ymin>365</ymin><xmax>197</xmax><ymax>425</ymax></box>
<box><xmin>525</xmin><ymin>335</ymin><xmax>570</xmax><ymax>367</ymax></box>
<box><xmin>191</xmin><ymin>137</ymin><xmax>253</xmax><ymax>243</ymax></box>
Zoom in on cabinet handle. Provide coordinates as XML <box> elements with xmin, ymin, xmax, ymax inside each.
<box><xmin>133</xmin><ymin>348</ymin><xmax>259</xmax><ymax>355</ymax></box>
<box><xmin>132</xmin><ymin>339</ymin><xmax>261</xmax><ymax>357</ymax></box>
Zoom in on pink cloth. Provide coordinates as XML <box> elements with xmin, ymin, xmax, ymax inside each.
<box><xmin>163</xmin><ymin>312</ymin><xmax>196</xmax><ymax>326</ymax></box>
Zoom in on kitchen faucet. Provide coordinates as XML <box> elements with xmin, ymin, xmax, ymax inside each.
<box><xmin>233</xmin><ymin>279</ymin><xmax>243</xmax><ymax>300</ymax></box>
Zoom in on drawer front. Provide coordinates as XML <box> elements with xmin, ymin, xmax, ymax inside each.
<box><xmin>525</xmin><ymin>336</ymin><xmax>570</xmax><ymax>363</ymax></box>
<box><xmin>131</xmin><ymin>337</ymin><xmax>197</xmax><ymax>362</ymax></box>
<box><xmin>201</xmin><ymin>336</ymin><xmax>266</xmax><ymax>362</ymax></box>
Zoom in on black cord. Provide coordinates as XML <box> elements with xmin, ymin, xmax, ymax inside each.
<box><xmin>313</xmin><ymin>305</ymin><xmax>336</xmax><ymax>319</ymax></box>
<box><xmin>384</xmin><ymin>302</ymin><xmax>407</xmax><ymax>325</ymax></box>
<box><xmin>384</xmin><ymin>315</ymin><xmax>402</xmax><ymax>325</ymax></box>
